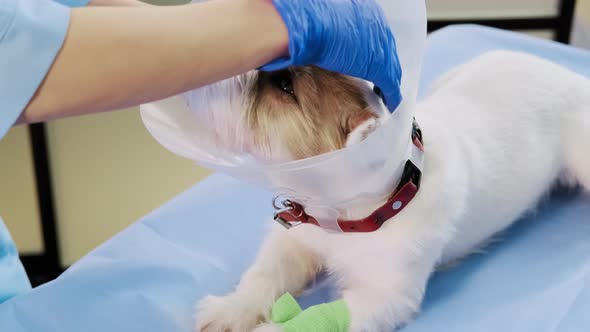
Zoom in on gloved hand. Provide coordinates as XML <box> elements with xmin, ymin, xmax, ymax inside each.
<box><xmin>262</xmin><ymin>0</ymin><xmax>402</xmax><ymax>112</ymax></box>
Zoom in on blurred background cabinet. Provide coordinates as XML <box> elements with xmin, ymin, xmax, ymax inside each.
<box><xmin>428</xmin><ymin>0</ymin><xmax>560</xmax><ymax>19</ymax></box>
<box><xmin>426</xmin><ymin>0</ymin><xmax>574</xmax><ymax>41</ymax></box>
<box><xmin>0</xmin><ymin>0</ymin><xmax>586</xmax><ymax>286</ymax></box>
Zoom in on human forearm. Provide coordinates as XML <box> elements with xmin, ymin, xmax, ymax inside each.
<box><xmin>20</xmin><ymin>0</ymin><xmax>287</xmax><ymax>124</ymax></box>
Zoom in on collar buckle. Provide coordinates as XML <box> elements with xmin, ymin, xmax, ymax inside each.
<box><xmin>272</xmin><ymin>196</ymin><xmax>303</xmax><ymax>229</ymax></box>
<box><xmin>274</xmin><ymin>215</ymin><xmax>299</xmax><ymax>229</ymax></box>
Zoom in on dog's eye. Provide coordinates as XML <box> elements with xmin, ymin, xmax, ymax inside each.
<box><xmin>270</xmin><ymin>70</ymin><xmax>295</xmax><ymax>96</ymax></box>
<box><xmin>373</xmin><ymin>85</ymin><xmax>384</xmax><ymax>100</ymax></box>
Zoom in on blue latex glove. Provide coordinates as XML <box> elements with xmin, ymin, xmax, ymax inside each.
<box><xmin>262</xmin><ymin>0</ymin><xmax>402</xmax><ymax>112</ymax></box>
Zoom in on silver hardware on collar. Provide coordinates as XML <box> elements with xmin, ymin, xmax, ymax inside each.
<box><xmin>274</xmin><ymin>216</ymin><xmax>302</xmax><ymax>229</ymax></box>
<box><xmin>272</xmin><ymin>195</ymin><xmax>293</xmax><ymax>211</ymax></box>
<box><xmin>272</xmin><ymin>196</ymin><xmax>302</xmax><ymax>229</ymax></box>
<box><xmin>392</xmin><ymin>201</ymin><xmax>403</xmax><ymax>210</ymax></box>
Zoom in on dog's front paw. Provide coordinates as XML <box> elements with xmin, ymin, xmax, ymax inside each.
<box><xmin>196</xmin><ymin>294</ymin><xmax>269</xmax><ymax>332</ymax></box>
<box><xmin>250</xmin><ymin>323</ymin><xmax>282</xmax><ymax>332</ymax></box>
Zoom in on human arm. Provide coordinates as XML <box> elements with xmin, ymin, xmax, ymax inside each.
<box><xmin>19</xmin><ymin>0</ymin><xmax>287</xmax><ymax>124</ymax></box>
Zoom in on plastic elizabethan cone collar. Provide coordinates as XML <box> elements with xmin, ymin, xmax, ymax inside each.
<box><xmin>140</xmin><ymin>0</ymin><xmax>427</xmax><ymax>231</ymax></box>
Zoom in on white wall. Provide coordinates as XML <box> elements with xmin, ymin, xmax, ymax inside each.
<box><xmin>579</xmin><ymin>0</ymin><xmax>590</xmax><ymax>21</ymax></box>
<box><xmin>426</xmin><ymin>0</ymin><xmax>559</xmax><ymax>19</ymax></box>
<box><xmin>0</xmin><ymin>126</ymin><xmax>43</xmax><ymax>254</ymax></box>
<box><xmin>573</xmin><ymin>0</ymin><xmax>590</xmax><ymax>49</ymax></box>
<box><xmin>47</xmin><ymin>108</ymin><xmax>210</xmax><ymax>265</ymax></box>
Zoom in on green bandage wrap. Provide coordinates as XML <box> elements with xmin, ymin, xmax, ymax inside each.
<box><xmin>271</xmin><ymin>293</ymin><xmax>350</xmax><ymax>332</ymax></box>
<box><xmin>271</xmin><ymin>293</ymin><xmax>304</xmax><ymax>323</ymax></box>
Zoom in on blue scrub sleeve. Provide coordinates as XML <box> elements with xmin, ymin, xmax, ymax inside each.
<box><xmin>0</xmin><ymin>0</ymin><xmax>71</xmax><ymax>303</ymax></box>
<box><xmin>53</xmin><ymin>0</ymin><xmax>91</xmax><ymax>7</ymax></box>
<box><xmin>0</xmin><ymin>0</ymin><xmax>70</xmax><ymax>139</ymax></box>
<box><xmin>0</xmin><ymin>218</ymin><xmax>31</xmax><ymax>303</ymax></box>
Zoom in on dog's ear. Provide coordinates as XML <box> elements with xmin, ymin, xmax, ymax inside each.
<box><xmin>346</xmin><ymin>109</ymin><xmax>376</xmax><ymax>133</ymax></box>
<box><xmin>345</xmin><ymin>109</ymin><xmax>380</xmax><ymax>147</ymax></box>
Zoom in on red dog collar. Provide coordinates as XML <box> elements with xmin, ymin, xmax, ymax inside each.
<box><xmin>273</xmin><ymin>119</ymin><xmax>424</xmax><ymax>232</ymax></box>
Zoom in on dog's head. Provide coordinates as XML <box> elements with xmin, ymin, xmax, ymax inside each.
<box><xmin>189</xmin><ymin>66</ymin><xmax>389</xmax><ymax>162</ymax></box>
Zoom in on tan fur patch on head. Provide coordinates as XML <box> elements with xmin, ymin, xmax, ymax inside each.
<box><xmin>246</xmin><ymin>66</ymin><xmax>377</xmax><ymax>161</ymax></box>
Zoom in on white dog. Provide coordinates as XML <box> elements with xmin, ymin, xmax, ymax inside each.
<box><xmin>194</xmin><ymin>51</ymin><xmax>590</xmax><ymax>332</ymax></box>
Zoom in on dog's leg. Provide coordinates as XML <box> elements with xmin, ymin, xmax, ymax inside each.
<box><xmin>340</xmin><ymin>261</ymin><xmax>433</xmax><ymax>332</ymax></box>
<box><xmin>336</xmin><ymin>207</ymin><xmax>455</xmax><ymax>332</ymax></box>
<box><xmin>196</xmin><ymin>224</ymin><xmax>321</xmax><ymax>332</ymax></box>
<box><xmin>252</xmin><ymin>225</ymin><xmax>448</xmax><ymax>332</ymax></box>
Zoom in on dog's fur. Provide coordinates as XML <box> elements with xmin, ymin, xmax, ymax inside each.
<box><xmin>194</xmin><ymin>51</ymin><xmax>590</xmax><ymax>332</ymax></box>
